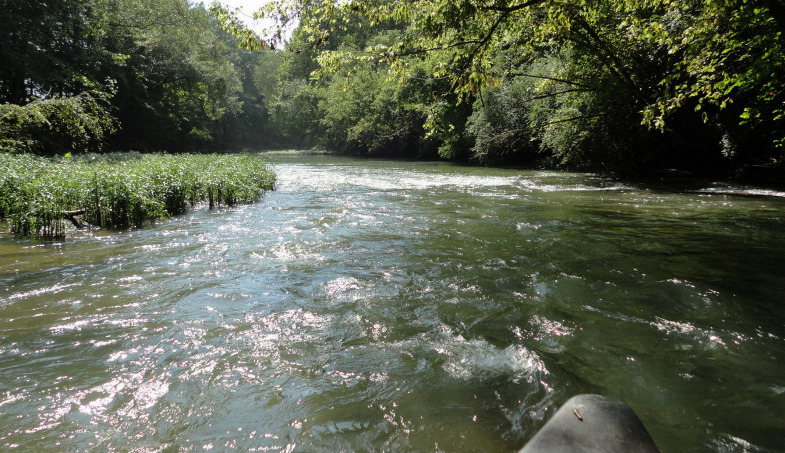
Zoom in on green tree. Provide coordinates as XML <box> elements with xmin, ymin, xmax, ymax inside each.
<box><xmin>216</xmin><ymin>2</ymin><xmax>464</xmax><ymax>156</ymax></box>
<box><xmin>221</xmin><ymin>0</ymin><xmax>785</xmax><ymax>176</ymax></box>
<box><xmin>315</xmin><ymin>30</ymin><xmax>447</xmax><ymax>157</ymax></box>
<box><xmin>0</xmin><ymin>0</ymin><xmax>120</xmax><ymax>155</ymax></box>
<box><xmin>1</xmin><ymin>0</ymin><xmax>277</xmax><ymax>155</ymax></box>
<box><xmin>0</xmin><ymin>87</ymin><xmax>117</xmax><ymax>155</ymax></box>
<box><xmin>0</xmin><ymin>0</ymin><xmax>113</xmax><ymax>103</ymax></box>
<box><xmin>103</xmin><ymin>0</ymin><xmax>245</xmax><ymax>151</ymax></box>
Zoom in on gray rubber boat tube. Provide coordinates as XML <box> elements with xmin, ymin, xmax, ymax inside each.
<box><xmin>519</xmin><ymin>394</ymin><xmax>661</xmax><ymax>453</ymax></box>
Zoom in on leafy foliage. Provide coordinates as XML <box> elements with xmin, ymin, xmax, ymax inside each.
<box><xmin>217</xmin><ymin>0</ymin><xmax>785</xmax><ymax>176</ymax></box>
<box><xmin>0</xmin><ymin>87</ymin><xmax>117</xmax><ymax>155</ymax></box>
<box><xmin>0</xmin><ymin>0</ymin><xmax>280</xmax><ymax>154</ymax></box>
<box><xmin>317</xmin><ymin>56</ymin><xmax>439</xmax><ymax>156</ymax></box>
<box><xmin>466</xmin><ymin>77</ymin><xmax>540</xmax><ymax>166</ymax></box>
<box><xmin>0</xmin><ymin>0</ymin><xmax>112</xmax><ymax>103</ymax></box>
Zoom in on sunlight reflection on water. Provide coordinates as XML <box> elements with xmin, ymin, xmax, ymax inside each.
<box><xmin>1</xmin><ymin>156</ymin><xmax>784</xmax><ymax>452</ymax></box>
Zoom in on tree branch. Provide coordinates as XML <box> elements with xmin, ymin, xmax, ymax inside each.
<box><xmin>570</xmin><ymin>15</ymin><xmax>646</xmax><ymax>104</ymax></box>
<box><xmin>507</xmin><ymin>72</ymin><xmax>594</xmax><ymax>89</ymax></box>
<box><xmin>480</xmin><ymin>0</ymin><xmax>548</xmax><ymax>13</ymax></box>
<box><xmin>540</xmin><ymin>114</ymin><xmax>602</xmax><ymax>127</ymax></box>
<box><xmin>464</xmin><ymin>10</ymin><xmax>510</xmax><ymax>65</ymax></box>
<box><xmin>521</xmin><ymin>88</ymin><xmax>595</xmax><ymax>102</ymax></box>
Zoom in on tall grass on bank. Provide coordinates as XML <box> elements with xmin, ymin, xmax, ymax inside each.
<box><xmin>0</xmin><ymin>152</ymin><xmax>276</xmax><ymax>237</ymax></box>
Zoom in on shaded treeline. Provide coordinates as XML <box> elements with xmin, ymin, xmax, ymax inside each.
<box><xmin>0</xmin><ymin>0</ymin><xmax>281</xmax><ymax>154</ymax></box>
<box><xmin>223</xmin><ymin>0</ymin><xmax>785</xmax><ymax>183</ymax></box>
<box><xmin>2</xmin><ymin>0</ymin><xmax>784</xmax><ymax>184</ymax></box>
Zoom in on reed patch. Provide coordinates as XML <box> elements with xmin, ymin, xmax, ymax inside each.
<box><xmin>0</xmin><ymin>152</ymin><xmax>276</xmax><ymax>237</ymax></box>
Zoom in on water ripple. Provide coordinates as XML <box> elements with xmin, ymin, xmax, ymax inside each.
<box><xmin>1</xmin><ymin>156</ymin><xmax>784</xmax><ymax>452</ymax></box>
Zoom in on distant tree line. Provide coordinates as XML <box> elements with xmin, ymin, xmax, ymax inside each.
<box><xmin>215</xmin><ymin>0</ymin><xmax>785</xmax><ymax>183</ymax></box>
<box><xmin>0</xmin><ymin>0</ymin><xmax>283</xmax><ymax>155</ymax></box>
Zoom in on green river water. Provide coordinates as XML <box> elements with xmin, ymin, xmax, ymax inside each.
<box><xmin>1</xmin><ymin>154</ymin><xmax>784</xmax><ymax>452</ymax></box>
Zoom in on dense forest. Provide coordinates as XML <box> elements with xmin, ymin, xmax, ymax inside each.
<box><xmin>0</xmin><ymin>0</ymin><xmax>281</xmax><ymax>153</ymax></box>
<box><xmin>2</xmin><ymin>0</ymin><xmax>785</xmax><ymax>183</ymax></box>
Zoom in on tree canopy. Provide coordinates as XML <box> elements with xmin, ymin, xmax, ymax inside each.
<box><xmin>0</xmin><ymin>0</ymin><xmax>281</xmax><ymax>154</ymax></box>
<box><xmin>2</xmin><ymin>0</ymin><xmax>783</xmax><ymax>182</ymax></box>
<box><xmin>213</xmin><ymin>0</ymin><xmax>785</xmax><ymax>179</ymax></box>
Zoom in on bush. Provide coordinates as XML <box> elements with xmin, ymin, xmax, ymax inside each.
<box><xmin>0</xmin><ymin>88</ymin><xmax>118</xmax><ymax>156</ymax></box>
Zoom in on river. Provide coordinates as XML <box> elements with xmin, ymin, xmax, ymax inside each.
<box><xmin>1</xmin><ymin>153</ymin><xmax>784</xmax><ymax>452</ymax></box>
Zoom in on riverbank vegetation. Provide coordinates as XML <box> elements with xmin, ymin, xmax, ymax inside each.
<box><xmin>0</xmin><ymin>0</ymin><xmax>280</xmax><ymax>237</ymax></box>
<box><xmin>2</xmin><ymin>0</ymin><xmax>783</xmax><ymax>185</ymax></box>
<box><xmin>213</xmin><ymin>0</ymin><xmax>785</xmax><ymax>184</ymax></box>
<box><xmin>0</xmin><ymin>153</ymin><xmax>275</xmax><ymax>238</ymax></box>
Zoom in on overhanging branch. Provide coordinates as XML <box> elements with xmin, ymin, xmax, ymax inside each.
<box><xmin>480</xmin><ymin>0</ymin><xmax>548</xmax><ymax>13</ymax></box>
<box><xmin>507</xmin><ymin>72</ymin><xmax>594</xmax><ymax>89</ymax></box>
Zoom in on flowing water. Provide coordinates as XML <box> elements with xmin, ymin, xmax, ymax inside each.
<box><xmin>1</xmin><ymin>153</ymin><xmax>784</xmax><ymax>452</ymax></box>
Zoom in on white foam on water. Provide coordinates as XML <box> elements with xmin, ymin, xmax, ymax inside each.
<box><xmin>394</xmin><ymin>324</ymin><xmax>548</xmax><ymax>383</ymax></box>
<box><xmin>274</xmin><ymin>164</ymin><xmax>634</xmax><ymax>195</ymax></box>
<box><xmin>697</xmin><ymin>185</ymin><xmax>785</xmax><ymax>198</ymax></box>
